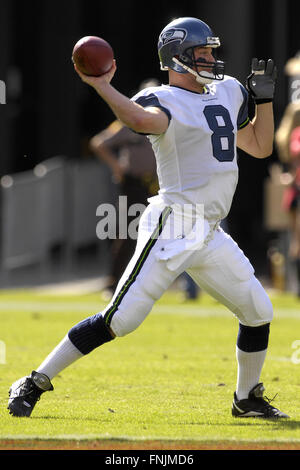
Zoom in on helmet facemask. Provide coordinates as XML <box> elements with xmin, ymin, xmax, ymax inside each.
<box><xmin>172</xmin><ymin>46</ymin><xmax>225</xmax><ymax>85</ymax></box>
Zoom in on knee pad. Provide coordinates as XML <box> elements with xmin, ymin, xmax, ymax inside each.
<box><xmin>109</xmin><ymin>287</ymin><xmax>155</xmax><ymax>337</ymax></box>
<box><xmin>105</xmin><ymin>278</ymin><xmax>161</xmax><ymax>337</ymax></box>
<box><xmin>68</xmin><ymin>313</ymin><xmax>114</xmax><ymax>354</ymax></box>
<box><xmin>249</xmin><ymin>278</ymin><xmax>273</xmax><ymax>325</ymax></box>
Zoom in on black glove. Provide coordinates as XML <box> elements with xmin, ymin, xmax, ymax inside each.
<box><xmin>246</xmin><ymin>58</ymin><xmax>277</xmax><ymax>104</ymax></box>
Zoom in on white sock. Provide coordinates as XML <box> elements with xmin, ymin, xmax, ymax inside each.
<box><xmin>236</xmin><ymin>346</ymin><xmax>267</xmax><ymax>400</ymax></box>
<box><xmin>36</xmin><ymin>335</ymin><xmax>83</xmax><ymax>380</ymax></box>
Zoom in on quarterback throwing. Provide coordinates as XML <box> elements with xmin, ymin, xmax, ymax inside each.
<box><xmin>8</xmin><ymin>17</ymin><xmax>288</xmax><ymax>419</ymax></box>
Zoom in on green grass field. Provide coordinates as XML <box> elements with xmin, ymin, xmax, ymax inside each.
<box><xmin>0</xmin><ymin>288</ymin><xmax>300</xmax><ymax>450</ymax></box>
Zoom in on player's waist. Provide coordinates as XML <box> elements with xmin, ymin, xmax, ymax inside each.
<box><xmin>146</xmin><ymin>195</ymin><xmax>221</xmax><ymax>232</ymax></box>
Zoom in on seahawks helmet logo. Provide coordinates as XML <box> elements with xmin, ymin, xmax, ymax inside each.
<box><xmin>159</xmin><ymin>28</ymin><xmax>187</xmax><ymax>46</ymax></box>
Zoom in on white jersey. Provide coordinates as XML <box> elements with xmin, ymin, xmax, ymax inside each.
<box><xmin>100</xmin><ymin>78</ymin><xmax>271</xmax><ymax>341</ymax></box>
<box><xmin>132</xmin><ymin>76</ymin><xmax>249</xmax><ymax>223</ymax></box>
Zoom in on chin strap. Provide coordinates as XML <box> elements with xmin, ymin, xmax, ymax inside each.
<box><xmin>172</xmin><ymin>57</ymin><xmax>214</xmax><ymax>85</ymax></box>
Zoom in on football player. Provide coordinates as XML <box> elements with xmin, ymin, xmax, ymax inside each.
<box><xmin>8</xmin><ymin>17</ymin><xmax>288</xmax><ymax>419</ymax></box>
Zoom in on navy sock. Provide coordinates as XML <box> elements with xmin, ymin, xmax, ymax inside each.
<box><xmin>68</xmin><ymin>313</ymin><xmax>114</xmax><ymax>355</ymax></box>
<box><xmin>237</xmin><ymin>323</ymin><xmax>270</xmax><ymax>353</ymax></box>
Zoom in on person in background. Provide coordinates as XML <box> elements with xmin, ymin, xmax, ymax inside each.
<box><xmin>275</xmin><ymin>101</ymin><xmax>300</xmax><ymax>296</ymax></box>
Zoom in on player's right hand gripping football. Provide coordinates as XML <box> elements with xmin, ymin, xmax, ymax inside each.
<box><xmin>246</xmin><ymin>58</ymin><xmax>277</xmax><ymax>104</ymax></box>
<box><xmin>74</xmin><ymin>60</ymin><xmax>117</xmax><ymax>89</ymax></box>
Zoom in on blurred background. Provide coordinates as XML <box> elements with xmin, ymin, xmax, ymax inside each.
<box><xmin>0</xmin><ymin>0</ymin><xmax>299</xmax><ymax>292</ymax></box>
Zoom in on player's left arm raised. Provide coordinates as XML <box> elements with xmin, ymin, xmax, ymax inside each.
<box><xmin>237</xmin><ymin>58</ymin><xmax>277</xmax><ymax>159</ymax></box>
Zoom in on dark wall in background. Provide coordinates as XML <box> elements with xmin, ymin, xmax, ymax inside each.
<box><xmin>0</xmin><ymin>0</ymin><xmax>299</xmax><ymax>275</ymax></box>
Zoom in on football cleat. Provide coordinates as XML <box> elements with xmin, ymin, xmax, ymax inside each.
<box><xmin>8</xmin><ymin>371</ymin><xmax>53</xmax><ymax>417</ymax></box>
<box><xmin>232</xmin><ymin>383</ymin><xmax>289</xmax><ymax>419</ymax></box>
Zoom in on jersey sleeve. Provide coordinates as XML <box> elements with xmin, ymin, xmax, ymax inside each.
<box><xmin>132</xmin><ymin>92</ymin><xmax>172</xmax><ymax>124</ymax></box>
<box><xmin>237</xmin><ymin>84</ymin><xmax>250</xmax><ymax>130</ymax></box>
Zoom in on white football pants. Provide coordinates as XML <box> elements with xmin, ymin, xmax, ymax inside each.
<box><xmin>101</xmin><ymin>202</ymin><xmax>273</xmax><ymax>336</ymax></box>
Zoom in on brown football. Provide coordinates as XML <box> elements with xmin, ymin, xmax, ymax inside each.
<box><xmin>72</xmin><ymin>36</ymin><xmax>114</xmax><ymax>76</ymax></box>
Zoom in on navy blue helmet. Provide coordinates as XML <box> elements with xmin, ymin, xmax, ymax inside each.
<box><xmin>158</xmin><ymin>17</ymin><xmax>225</xmax><ymax>84</ymax></box>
